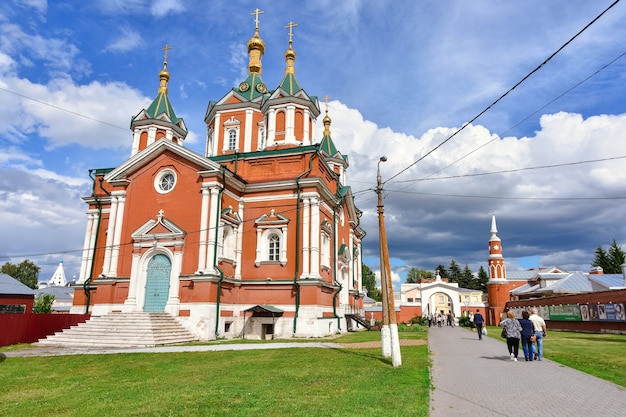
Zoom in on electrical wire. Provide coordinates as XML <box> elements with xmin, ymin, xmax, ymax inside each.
<box><xmin>384</xmin><ymin>0</ymin><xmax>622</xmax><ymax>185</ymax></box>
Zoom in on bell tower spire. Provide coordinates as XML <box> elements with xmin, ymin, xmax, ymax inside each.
<box><xmin>488</xmin><ymin>213</ymin><xmax>506</xmax><ymax>280</ymax></box>
<box><xmin>129</xmin><ymin>44</ymin><xmax>187</xmax><ymax>156</ymax></box>
<box><xmin>486</xmin><ymin>213</ymin><xmax>510</xmax><ymax>326</ymax></box>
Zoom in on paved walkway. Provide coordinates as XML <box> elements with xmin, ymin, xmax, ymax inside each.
<box><xmin>429</xmin><ymin>326</ymin><xmax>626</xmax><ymax>417</ymax></box>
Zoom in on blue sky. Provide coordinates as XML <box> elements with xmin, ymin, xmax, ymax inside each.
<box><xmin>2</xmin><ymin>0</ymin><xmax>626</xmax><ymax>286</ymax></box>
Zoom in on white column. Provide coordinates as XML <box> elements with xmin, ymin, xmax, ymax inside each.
<box><xmin>79</xmin><ymin>212</ymin><xmax>96</xmax><ymax>283</ymax></box>
<box><xmin>147</xmin><ymin>126</ymin><xmax>157</xmax><ymax>146</ymax></box>
<box><xmin>109</xmin><ymin>192</ymin><xmax>126</xmax><ymax>277</ymax></box>
<box><xmin>124</xmin><ymin>252</ymin><xmax>141</xmax><ymax>310</ymax></box>
<box><xmin>303</xmin><ymin>109</ymin><xmax>311</xmax><ymax>145</ymax></box>
<box><xmin>349</xmin><ymin>230</ymin><xmax>355</xmax><ymax>291</ymax></box>
<box><xmin>131</xmin><ymin>129</ymin><xmax>140</xmax><ymax>156</ymax></box>
<box><xmin>197</xmin><ymin>187</ymin><xmax>210</xmax><ymax>272</ymax></box>
<box><xmin>166</xmin><ymin>249</ymin><xmax>183</xmax><ymax>315</ymax></box>
<box><xmin>356</xmin><ymin>242</ymin><xmax>363</xmax><ymax>292</ymax></box>
<box><xmin>205</xmin><ymin>187</ymin><xmax>220</xmax><ymax>274</ymax></box>
<box><xmin>281</xmin><ymin>226</ymin><xmax>288</xmax><ymax>266</ymax></box>
<box><xmin>301</xmin><ymin>197</ymin><xmax>310</xmax><ymax>279</ymax></box>
<box><xmin>244</xmin><ymin>109</ymin><xmax>253</xmax><ymax>152</ymax></box>
<box><xmin>286</xmin><ymin>105</ymin><xmax>295</xmax><ymax>142</ymax></box>
<box><xmin>235</xmin><ymin>201</ymin><xmax>244</xmax><ymax>280</ymax></box>
<box><xmin>310</xmin><ymin>196</ymin><xmax>320</xmax><ymax>278</ymax></box>
<box><xmin>267</xmin><ymin>108</ymin><xmax>276</xmax><ymax>146</ymax></box>
<box><xmin>102</xmin><ymin>198</ymin><xmax>118</xmax><ymax>276</ymax></box>
<box><xmin>255</xmin><ymin>228</ymin><xmax>263</xmax><ymax>266</ymax></box>
<box><xmin>211</xmin><ymin>114</ymin><xmax>221</xmax><ymax>156</ymax></box>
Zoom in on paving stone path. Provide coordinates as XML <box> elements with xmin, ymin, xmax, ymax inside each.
<box><xmin>429</xmin><ymin>326</ymin><xmax>626</xmax><ymax>417</ymax></box>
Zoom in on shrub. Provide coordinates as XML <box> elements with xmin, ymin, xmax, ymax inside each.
<box><xmin>458</xmin><ymin>316</ymin><xmax>471</xmax><ymax>327</ymax></box>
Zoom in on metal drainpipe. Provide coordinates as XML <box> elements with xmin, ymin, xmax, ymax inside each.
<box><xmin>213</xmin><ymin>166</ymin><xmax>226</xmax><ymax>339</ymax></box>
<box><xmin>332</xmin><ymin>203</ymin><xmax>342</xmax><ymax>331</ymax></box>
<box><xmin>83</xmin><ymin>170</ymin><xmax>108</xmax><ymax>314</ymax></box>
<box><xmin>293</xmin><ymin>151</ymin><xmax>316</xmax><ymax>335</ymax></box>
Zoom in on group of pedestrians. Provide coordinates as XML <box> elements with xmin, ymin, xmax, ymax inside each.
<box><xmin>499</xmin><ymin>307</ymin><xmax>547</xmax><ymax>361</ymax></box>
<box><xmin>427</xmin><ymin>312</ymin><xmax>456</xmax><ymax>328</ymax></box>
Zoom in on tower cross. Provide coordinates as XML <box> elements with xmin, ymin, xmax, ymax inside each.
<box><xmin>162</xmin><ymin>44</ymin><xmax>172</xmax><ymax>63</ymax></box>
<box><xmin>251</xmin><ymin>8</ymin><xmax>264</xmax><ymax>29</ymax></box>
<box><xmin>285</xmin><ymin>21</ymin><xmax>298</xmax><ymax>43</ymax></box>
<box><xmin>323</xmin><ymin>95</ymin><xmax>331</xmax><ymax>111</ymax></box>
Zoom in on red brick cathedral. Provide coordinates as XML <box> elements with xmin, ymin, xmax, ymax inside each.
<box><xmin>71</xmin><ymin>14</ymin><xmax>366</xmax><ymax>340</ymax></box>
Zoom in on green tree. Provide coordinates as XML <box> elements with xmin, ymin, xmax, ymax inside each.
<box><xmin>458</xmin><ymin>264</ymin><xmax>474</xmax><ymax>289</ymax></box>
<box><xmin>406</xmin><ymin>267</ymin><xmax>433</xmax><ymax>283</ymax></box>
<box><xmin>362</xmin><ymin>263</ymin><xmax>381</xmax><ymax>301</ymax></box>
<box><xmin>33</xmin><ymin>293</ymin><xmax>55</xmax><ymax>314</ymax></box>
<box><xmin>476</xmin><ymin>266</ymin><xmax>489</xmax><ymax>292</ymax></box>
<box><xmin>448</xmin><ymin>259</ymin><xmax>462</xmax><ymax>283</ymax></box>
<box><xmin>435</xmin><ymin>264</ymin><xmax>448</xmax><ymax>279</ymax></box>
<box><xmin>1</xmin><ymin>259</ymin><xmax>40</xmax><ymax>289</ymax></box>
<box><xmin>608</xmin><ymin>240</ymin><xmax>626</xmax><ymax>273</ymax></box>
<box><xmin>592</xmin><ymin>240</ymin><xmax>625</xmax><ymax>274</ymax></box>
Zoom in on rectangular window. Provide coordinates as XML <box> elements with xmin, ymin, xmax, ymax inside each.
<box><xmin>268</xmin><ymin>235</ymin><xmax>280</xmax><ymax>261</ymax></box>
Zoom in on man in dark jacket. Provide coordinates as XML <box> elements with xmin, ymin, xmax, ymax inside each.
<box><xmin>474</xmin><ymin>309</ymin><xmax>485</xmax><ymax>340</ymax></box>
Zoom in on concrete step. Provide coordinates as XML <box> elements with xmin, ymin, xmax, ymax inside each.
<box><xmin>35</xmin><ymin>312</ymin><xmax>196</xmax><ymax>348</ymax></box>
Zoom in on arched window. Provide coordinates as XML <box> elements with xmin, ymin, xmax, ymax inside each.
<box><xmin>268</xmin><ymin>234</ymin><xmax>280</xmax><ymax>261</ymax></box>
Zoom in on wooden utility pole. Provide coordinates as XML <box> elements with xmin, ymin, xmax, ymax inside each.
<box><xmin>376</xmin><ymin>156</ymin><xmax>402</xmax><ymax>367</ymax></box>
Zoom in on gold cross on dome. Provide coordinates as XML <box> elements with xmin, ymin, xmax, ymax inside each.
<box><xmin>285</xmin><ymin>21</ymin><xmax>298</xmax><ymax>43</ymax></box>
<box><xmin>324</xmin><ymin>95</ymin><xmax>331</xmax><ymax>111</ymax></box>
<box><xmin>162</xmin><ymin>44</ymin><xmax>172</xmax><ymax>63</ymax></box>
<box><xmin>251</xmin><ymin>8</ymin><xmax>264</xmax><ymax>29</ymax></box>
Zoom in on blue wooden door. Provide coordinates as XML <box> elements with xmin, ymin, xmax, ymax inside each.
<box><xmin>143</xmin><ymin>254</ymin><xmax>171</xmax><ymax>312</ymax></box>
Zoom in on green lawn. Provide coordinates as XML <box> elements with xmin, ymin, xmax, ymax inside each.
<box><xmin>2</xmin><ymin>326</ymin><xmax>624</xmax><ymax>416</ymax></box>
<box><xmin>0</xmin><ymin>330</ymin><xmax>429</xmax><ymax>417</ymax></box>
<box><xmin>483</xmin><ymin>326</ymin><xmax>626</xmax><ymax>387</ymax></box>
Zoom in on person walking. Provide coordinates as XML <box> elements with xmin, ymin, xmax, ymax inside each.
<box><xmin>474</xmin><ymin>309</ymin><xmax>485</xmax><ymax>340</ymax></box>
<box><xmin>500</xmin><ymin>310</ymin><xmax>522</xmax><ymax>361</ymax></box>
<box><xmin>518</xmin><ymin>310</ymin><xmax>535</xmax><ymax>361</ymax></box>
<box><xmin>529</xmin><ymin>307</ymin><xmax>547</xmax><ymax>360</ymax></box>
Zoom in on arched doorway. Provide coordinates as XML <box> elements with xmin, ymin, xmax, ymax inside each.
<box><xmin>143</xmin><ymin>254</ymin><xmax>171</xmax><ymax>312</ymax></box>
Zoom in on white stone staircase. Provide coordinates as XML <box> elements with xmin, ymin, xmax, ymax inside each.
<box><xmin>35</xmin><ymin>312</ymin><xmax>196</xmax><ymax>348</ymax></box>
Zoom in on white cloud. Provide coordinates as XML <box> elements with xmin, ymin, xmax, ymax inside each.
<box><xmin>150</xmin><ymin>0</ymin><xmax>185</xmax><ymax>18</ymax></box>
<box><xmin>1</xmin><ymin>75</ymin><xmax>149</xmax><ymax>150</ymax></box>
<box><xmin>104</xmin><ymin>28</ymin><xmax>143</xmax><ymax>53</ymax></box>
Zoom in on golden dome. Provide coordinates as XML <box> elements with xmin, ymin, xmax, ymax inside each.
<box><xmin>247</xmin><ymin>29</ymin><xmax>265</xmax><ymax>54</ymax></box>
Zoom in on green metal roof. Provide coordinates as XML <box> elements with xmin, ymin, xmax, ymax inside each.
<box><xmin>244</xmin><ymin>304</ymin><xmax>284</xmax><ymax>314</ymax></box>
<box><xmin>278</xmin><ymin>73</ymin><xmax>301</xmax><ymax>95</ymax></box>
<box><xmin>145</xmin><ymin>92</ymin><xmax>180</xmax><ymax>122</ymax></box>
<box><xmin>319</xmin><ymin>135</ymin><xmax>339</xmax><ymax>157</ymax></box>
<box><xmin>237</xmin><ymin>73</ymin><xmax>270</xmax><ymax>101</ymax></box>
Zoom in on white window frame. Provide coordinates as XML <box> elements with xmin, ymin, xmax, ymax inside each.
<box><xmin>222</xmin><ymin>117</ymin><xmax>240</xmax><ymax>152</ymax></box>
<box><xmin>154</xmin><ymin>169</ymin><xmax>177</xmax><ymax>194</ymax></box>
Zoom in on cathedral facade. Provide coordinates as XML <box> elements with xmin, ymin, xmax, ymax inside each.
<box><xmin>70</xmin><ymin>16</ymin><xmax>366</xmax><ymax>340</ymax></box>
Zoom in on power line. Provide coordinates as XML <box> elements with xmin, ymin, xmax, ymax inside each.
<box><xmin>393</xmin><ymin>155</ymin><xmax>626</xmax><ymax>183</ymax></box>
<box><xmin>383</xmin><ymin>188</ymin><xmax>626</xmax><ymax>201</ymax></box>
<box><xmin>0</xmin><ymin>86</ymin><xmax>129</xmax><ymax>131</ymax></box>
<box><xmin>411</xmin><ymin>49</ymin><xmax>626</xmax><ymax>182</ymax></box>
<box><xmin>384</xmin><ymin>0</ymin><xmax>622</xmax><ymax>185</ymax></box>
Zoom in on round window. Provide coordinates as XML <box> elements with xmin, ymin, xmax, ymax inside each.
<box><xmin>155</xmin><ymin>170</ymin><xmax>176</xmax><ymax>194</ymax></box>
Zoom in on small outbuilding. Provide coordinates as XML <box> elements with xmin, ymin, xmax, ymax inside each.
<box><xmin>0</xmin><ymin>273</ymin><xmax>36</xmax><ymax>314</ymax></box>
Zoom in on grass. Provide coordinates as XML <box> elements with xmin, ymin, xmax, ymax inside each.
<box><xmin>0</xmin><ymin>330</ymin><xmax>429</xmax><ymax>417</ymax></box>
<box><xmin>3</xmin><ymin>325</ymin><xmax>625</xmax><ymax>416</ymax></box>
<box><xmin>483</xmin><ymin>325</ymin><xmax>626</xmax><ymax>387</ymax></box>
